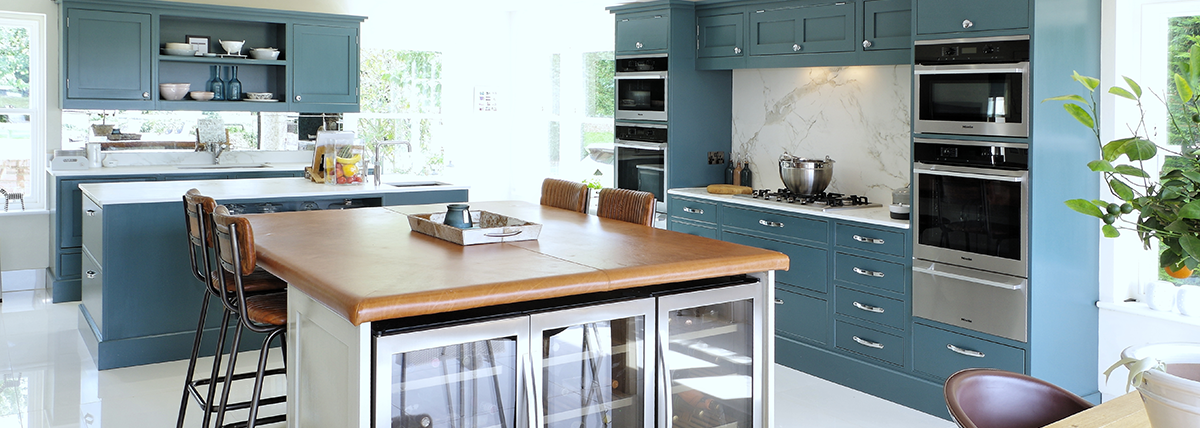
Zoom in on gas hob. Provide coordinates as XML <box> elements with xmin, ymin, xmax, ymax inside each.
<box><xmin>731</xmin><ymin>189</ymin><xmax>882</xmax><ymax>211</ymax></box>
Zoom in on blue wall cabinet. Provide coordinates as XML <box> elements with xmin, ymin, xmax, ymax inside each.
<box><xmin>915</xmin><ymin>0</ymin><xmax>1029</xmax><ymax>35</ymax></box>
<box><xmin>64</xmin><ymin>9</ymin><xmax>153</xmax><ymax>108</ymax></box>
<box><xmin>862</xmin><ymin>0</ymin><xmax>911</xmax><ymax>51</ymax></box>
<box><xmin>750</xmin><ymin>2</ymin><xmax>855</xmax><ymax>56</ymax></box>
<box><xmin>291</xmin><ymin>24</ymin><xmax>360</xmax><ymax>109</ymax></box>
<box><xmin>697</xmin><ymin>12</ymin><xmax>745</xmax><ymax>58</ymax></box>
<box><xmin>615</xmin><ymin>12</ymin><xmax>671</xmax><ymax>54</ymax></box>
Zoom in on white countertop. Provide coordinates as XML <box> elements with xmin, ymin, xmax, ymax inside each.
<box><xmin>668</xmin><ymin>188</ymin><xmax>910</xmax><ymax>230</ymax></box>
<box><xmin>48</xmin><ymin>163</ymin><xmax>310</xmax><ymax>177</ymax></box>
<box><xmin>81</xmin><ymin>177</ymin><xmax>467</xmax><ymax>206</ymax></box>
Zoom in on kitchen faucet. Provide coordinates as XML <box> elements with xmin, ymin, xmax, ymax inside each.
<box><xmin>210</xmin><ymin>140</ymin><xmax>226</xmax><ymax>164</ymax></box>
<box><xmin>373</xmin><ymin>140</ymin><xmax>412</xmax><ymax>186</ymax></box>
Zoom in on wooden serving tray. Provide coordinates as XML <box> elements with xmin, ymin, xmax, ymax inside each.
<box><xmin>407</xmin><ymin>210</ymin><xmax>541</xmax><ymax>245</ymax></box>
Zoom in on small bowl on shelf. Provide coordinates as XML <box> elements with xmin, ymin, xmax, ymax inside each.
<box><xmin>218</xmin><ymin>39</ymin><xmax>245</xmax><ymax>55</ymax></box>
<box><xmin>165</xmin><ymin>42</ymin><xmax>191</xmax><ymax>50</ymax></box>
<box><xmin>161</xmin><ymin>48</ymin><xmax>197</xmax><ymax>56</ymax></box>
<box><xmin>189</xmin><ymin>91</ymin><xmax>214</xmax><ymax>101</ymax></box>
<box><xmin>159</xmin><ymin>83</ymin><xmax>191</xmax><ymax>101</ymax></box>
<box><xmin>244</xmin><ymin>92</ymin><xmax>274</xmax><ymax>101</ymax></box>
<box><xmin>249</xmin><ymin>48</ymin><xmax>279</xmax><ymax>60</ymax></box>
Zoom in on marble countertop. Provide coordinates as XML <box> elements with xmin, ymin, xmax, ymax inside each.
<box><xmin>48</xmin><ymin>162</ymin><xmax>310</xmax><ymax>177</ymax></box>
<box><xmin>81</xmin><ymin>176</ymin><xmax>466</xmax><ymax>206</ymax></box>
<box><xmin>668</xmin><ymin>188</ymin><xmax>910</xmax><ymax>229</ymax></box>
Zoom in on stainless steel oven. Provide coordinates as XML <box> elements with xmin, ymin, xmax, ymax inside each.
<box><xmin>615</xmin><ymin>122</ymin><xmax>666</xmax><ymax>213</ymax></box>
<box><xmin>615</xmin><ymin>55</ymin><xmax>668</xmax><ymax>122</ymax></box>
<box><xmin>911</xmin><ymin>138</ymin><xmax>1030</xmax><ymax>342</ymax></box>
<box><xmin>914</xmin><ymin>36</ymin><xmax>1030</xmax><ymax>138</ymax></box>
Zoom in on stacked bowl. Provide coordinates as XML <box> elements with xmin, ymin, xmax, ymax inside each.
<box><xmin>159</xmin><ymin>83</ymin><xmax>190</xmax><ymax>100</ymax></box>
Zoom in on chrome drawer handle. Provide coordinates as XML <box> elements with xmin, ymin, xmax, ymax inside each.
<box><xmin>86</xmin><ymin>270</ymin><xmax>96</xmax><ymax>279</ymax></box>
<box><xmin>852</xmin><ymin>301</ymin><xmax>884</xmax><ymax>313</ymax></box>
<box><xmin>683</xmin><ymin>207</ymin><xmax>704</xmax><ymax>215</ymax></box>
<box><xmin>962</xmin><ymin>19</ymin><xmax>974</xmax><ymax>29</ymax></box>
<box><xmin>775</xmin><ymin>298</ymin><xmax>784</xmax><ymax>305</ymax></box>
<box><xmin>759</xmin><ymin>219</ymin><xmax>784</xmax><ymax>228</ymax></box>
<box><xmin>947</xmin><ymin>344</ymin><xmax>985</xmax><ymax>358</ymax></box>
<box><xmin>852</xmin><ymin>336</ymin><xmax>884</xmax><ymax>349</ymax></box>
<box><xmin>792</xmin><ymin>43</ymin><xmax>802</xmax><ymax>52</ymax></box>
<box><xmin>86</xmin><ymin>210</ymin><xmax>96</xmax><ymax>217</ymax></box>
<box><xmin>853</xmin><ymin>267</ymin><xmax>885</xmax><ymax>278</ymax></box>
<box><xmin>853</xmin><ymin>234</ymin><xmax>884</xmax><ymax>245</ymax></box>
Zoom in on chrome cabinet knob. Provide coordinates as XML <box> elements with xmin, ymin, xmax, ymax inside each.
<box><xmin>733</xmin><ymin>47</ymin><xmax>742</xmax><ymax>54</ymax></box>
<box><xmin>86</xmin><ymin>210</ymin><xmax>95</xmax><ymax>217</ymax></box>
<box><xmin>142</xmin><ymin>91</ymin><xmax>150</xmax><ymax>99</ymax></box>
<box><xmin>635</xmin><ymin>41</ymin><xmax>643</xmax><ymax>49</ymax></box>
<box><xmin>793</xmin><ymin>44</ymin><xmax>802</xmax><ymax>52</ymax></box>
<box><xmin>295</xmin><ymin>95</ymin><xmax>302</xmax><ymax>101</ymax></box>
<box><xmin>962</xmin><ymin>19</ymin><xmax>974</xmax><ymax>29</ymax></box>
<box><xmin>863</xmin><ymin>40</ymin><xmax>873</xmax><ymax>49</ymax></box>
<box><xmin>86</xmin><ymin>270</ymin><xmax>96</xmax><ymax>279</ymax></box>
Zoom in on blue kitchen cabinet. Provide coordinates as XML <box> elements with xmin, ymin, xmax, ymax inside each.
<box><xmin>64</xmin><ymin>9</ymin><xmax>153</xmax><ymax>109</ymax></box>
<box><xmin>749</xmin><ymin>2</ymin><xmax>855</xmax><ymax>56</ymax></box>
<box><xmin>697</xmin><ymin>12</ymin><xmax>745</xmax><ymax>59</ymax></box>
<box><xmin>292</xmin><ymin>24</ymin><xmax>360</xmax><ymax>111</ymax></box>
<box><xmin>615</xmin><ymin>11</ymin><xmax>671</xmax><ymax>54</ymax></box>
<box><xmin>915</xmin><ymin>0</ymin><xmax>1029</xmax><ymax>35</ymax></box>
<box><xmin>862</xmin><ymin>0</ymin><xmax>911</xmax><ymax>51</ymax></box>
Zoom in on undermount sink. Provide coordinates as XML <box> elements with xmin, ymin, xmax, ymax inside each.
<box><xmin>386</xmin><ymin>181</ymin><xmax>447</xmax><ymax>187</ymax></box>
<box><xmin>175</xmin><ymin>164</ymin><xmax>275</xmax><ymax>170</ymax></box>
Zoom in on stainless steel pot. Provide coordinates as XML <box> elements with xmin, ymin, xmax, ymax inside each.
<box><xmin>779</xmin><ymin>153</ymin><xmax>834</xmax><ymax>195</ymax></box>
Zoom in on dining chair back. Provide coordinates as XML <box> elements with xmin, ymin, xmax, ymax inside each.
<box><xmin>540</xmin><ymin>178</ymin><xmax>590</xmax><ymax>213</ymax></box>
<box><xmin>597</xmin><ymin>187</ymin><xmax>656</xmax><ymax>226</ymax></box>
<box><xmin>944</xmin><ymin>368</ymin><xmax>1093</xmax><ymax>428</ymax></box>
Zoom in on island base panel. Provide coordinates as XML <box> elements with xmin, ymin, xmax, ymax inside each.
<box><xmin>288</xmin><ymin>286</ymin><xmax>372</xmax><ymax>427</ymax></box>
<box><xmin>77</xmin><ymin>304</ymin><xmax>272</xmax><ymax>370</ymax></box>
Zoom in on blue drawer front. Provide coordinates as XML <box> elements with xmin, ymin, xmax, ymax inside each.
<box><xmin>669</xmin><ymin>219</ymin><xmax>718</xmax><ymax>239</ymax></box>
<box><xmin>722</xmin><ymin>205</ymin><xmax>828</xmax><ymax>244</ymax></box>
<box><xmin>777</xmin><ymin>286</ymin><xmax>828</xmax><ymax>345</ymax></box>
<box><xmin>668</xmin><ymin>197</ymin><xmax>718</xmax><ymax>224</ymax></box>
<box><xmin>834</xmin><ymin>252</ymin><xmax>905</xmax><ymax>294</ymax></box>
<box><xmin>724</xmin><ymin>231</ymin><xmax>828</xmax><ymax>294</ymax></box>
<box><xmin>913</xmin><ymin>323</ymin><xmax>1026</xmax><ymax>382</ymax></box>
<box><xmin>834</xmin><ymin>320</ymin><xmax>905</xmax><ymax>367</ymax></box>
<box><xmin>834</xmin><ymin>286</ymin><xmax>905</xmax><ymax>331</ymax></box>
<box><xmin>835</xmin><ymin>223</ymin><xmax>905</xmax><ymax>257</ymax></box>
<box><xmin>58</xmin><ymin>250</ymin><xmax>83</xmax><ymax>279</ymax></box>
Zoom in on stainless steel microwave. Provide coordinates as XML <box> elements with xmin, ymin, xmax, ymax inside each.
<box><xmin>615</xmin><ymin>55</ymin><xmax>668</xmax><ymax>121</ymax></box>
<box><xmin>913</xmin><ymin>36</ymin><xmax>1030</xmax><ymax>138</ymax></box>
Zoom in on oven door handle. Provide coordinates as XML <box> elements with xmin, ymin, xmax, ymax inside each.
<box><xmin>913</xmin><ymin>63</ymin><xmax>1029</xmax><ymax>75</ymax></box>
<box><xmin>913</xmin><ymin>265</ymin><xmax>1026</xmax><ymax>291</ymax></box>
<box><xmin>616</xmin><ymin>71</ymin><xmax>668</xmax><ymax>79</ymax></box>
<box><xmin>913</xmin><ymin>166</ymin><xmax>1026</xmax><ymax>183</ymax></box>
<box><xmin>615</xmin><ymin>139</ymin><xmax>666</xmax><ymax>150</ymax></box>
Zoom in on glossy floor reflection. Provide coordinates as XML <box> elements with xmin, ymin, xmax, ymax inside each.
<box><xmin>0</xmin><ymin>270</ymin><xmax>950</xmax><ymax>428</ymax></box>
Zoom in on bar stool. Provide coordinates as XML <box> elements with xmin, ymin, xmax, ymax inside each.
<box><xmin>178</xmin><ymin>190</ymin><xmax>285</xmax><ymax>428</ymax></box>
<box><xmin>211</xmin><ymin>205</ymin><xmax>288</xmax><ymax>428</ymax></box>
<box><xmin>596</xmin><ymin>187</ymin><xmax>656</xmax><ymax>226</ymax></box>
<box><xmin>540</xmin><ymin>178</ymin><xmax>591</xmax><ymax>213</ymax></box>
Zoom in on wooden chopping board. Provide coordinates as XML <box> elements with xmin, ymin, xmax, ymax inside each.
<box><xmin>707</xmin><ymin>184</ymin><xmax>752</xmax><ymax>195</ymax></box>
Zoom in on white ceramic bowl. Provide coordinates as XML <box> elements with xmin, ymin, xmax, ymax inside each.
<box><xmin>189</xmin><ymin>91</ymin><xmax>214</xmax><ymax>101</ymax></box>
<box><xmin>244</xmin><ymin>92</ymin><xmax>273</xmax><ymax>100</ymax></box>
<box><xmin>249</xmin><ymin>49</ymin><xmax>280</xmax><ymax>60</ymax></box>
<box><xmin>165</xmin><ymin>42</ymin><xmax>191</xmax><ymax>50</ymax></box>
<box><xmin>218</xmin><ymin>39</ymin><xmax>245</xmax><ymax>54</ymax></box>
<box><xmin>159</xmin><ymin>83</ymin><xmax>191</xmax><ymax>101</ymax></box>
<box><xmin>161</xmin><ymin>48</ymin><xmax>197</xmax><ymax>56</ymax></box>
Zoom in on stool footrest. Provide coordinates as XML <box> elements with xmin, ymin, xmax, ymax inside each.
<box><xmin>221</xmin><ymin>413</ymin><xmax>285</xmax><ymax>428</ymax></box>
<box><xmin>185</xmin><ymin>367</ymin><xmax>287</xmax><ymax>412</ymax></box>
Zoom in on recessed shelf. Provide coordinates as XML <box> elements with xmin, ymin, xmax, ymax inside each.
<box><xmin>158</xmin><ymin>55</ymin><xmax>286</xmax><ymax>66</ymax></box>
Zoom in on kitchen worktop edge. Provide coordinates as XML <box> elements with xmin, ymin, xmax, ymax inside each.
<box><xmin>80</xmin><ymin>177</ymin><xmax>467</xmax><ymax>206</ymax></box>
<box><xmin>49</xmin><ymin>163</ymin><xmax>310</xmax><ymax>177</ymax></box>
<box><xmin>668</xmin><ymin>187</ymin><xmax>911</xmax><ymax>229</ymax></box>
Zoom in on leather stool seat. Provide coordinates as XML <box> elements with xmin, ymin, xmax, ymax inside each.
<box><xmin>210</xmin><ymin>267</ymin><xmax>286</xmax><ymax>294</ymax></box>
<box><xmin>244</xmin><ymin>293</ymin><xmax>287</xmax><ymax>326</ymax></box>
<box><xmin>944</xmin><ymin>368</ymin><xmax>1093</xmax><ymax>428</ymax></box>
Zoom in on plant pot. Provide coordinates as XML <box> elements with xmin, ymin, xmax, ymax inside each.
<box><xmin>1122</xmin><ymin>343</ymin><xmax>1200</xmax><ymax>427</ymax></box>
<box><xmin>91</xmin><ymin>124</ymin><xmax>114</xmax><ymax>136</ymax></box>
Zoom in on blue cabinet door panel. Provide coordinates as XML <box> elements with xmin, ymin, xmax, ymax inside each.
<box><xmin>915</xmin><ymin>0</ymin><xmax>1029</xmax><ymax>35</ymax></box>
<box><xmin>722</xmin><ymin>205</ymin><xmax>828</xmax><ymax>244</ymax></box>
<box><xmin>913</xmin><ymin>323</ymin><xmax>1025</xmax><ymax>382</ymax></box>
<box><xmin>723</xmin><ymin>231</ymin><xmax>828</xmax><ymax>294</ymax></box>
<box><xmin>863</xmin><ymin>0</ymin><xmax>911</xmax><ymax>51</ymax></box>
<box><xmin>833</xmin><ymin>252</ymin><xmax>905</xmax><ymax>294</ymax></box>
<box><xmin>834</xmin><ymin>320</ymin><xmax>904</xmax><ymax>367</ymax></box>
<box><xmin>697</xmin><ymin>13</ymin><xmax>745</xmax><ymax>58</ymax></box>
<box><xmin>292</xmin><ymin>24</ymin><xmax>359</xmax><ymax>106</ymax></box>
<box><xmin>834</xmin><ymin>222</ymin><xmax>905</xmax><ymax>256</ymax></box>
<box><xmin>66</xmin><ymin>9</ymin><xmax>152</xmax><ymax>101</ymax></box>
<box><xmin>669</xmin><ymin>218</ymin><xmax>718</xmax><ymax>239</ymax></box>
<box><xmin>59</xmin><ymin>177</ymin><xmax>153</xmax><ymax>249</ymax></box>
<box><xmin>615</xmin><ymin>12</ymin><xmax>670</xmax><ymax>54</ymax></box>
<box><xmin>834</xmin><ymin>285</ymin><xmax>905</xmax><ymax>330</ymax></box>
<box><xmin>776</xmin><ymin>285</ymin><xmax>828</xmax><ymax>345</ymax></box>
<box><xmin>800</xmin><ymin>3</ymin><xmax>855</xmax><ymax>53</ymax></box>
<box><xmin>749</xmin><ymin>7</ymin><xmax>802</xmax><ymax>55</ymax></box>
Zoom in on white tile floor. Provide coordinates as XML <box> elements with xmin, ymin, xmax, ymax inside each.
<box><xmin>0</xmin><ymin>270</ymin><xmax>953</xmax><ymax>428</ymax></box>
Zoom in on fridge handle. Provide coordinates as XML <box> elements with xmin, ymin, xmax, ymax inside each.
<box><xmin>658</xmin><ymin>334</ymin><xmax>673</xmax><ymax>426</ymax></box>
<box><xmin>522</xmin><ymin>353</ymin><xmax>542</xmax><ymax>428</ymax></box>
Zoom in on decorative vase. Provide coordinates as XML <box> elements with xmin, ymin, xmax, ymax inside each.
<box><xmin>205</xmin><ymin>65</ymin><xmax>217</xmax><ymax>92</ymax></box>
<box><xmin>226</xmin><ymin>66</ymin><xmax>241</xmax><ymax>101</ymax></box>
<box><xmin>1120</xmin><ymin>343</ymin><xmax>1200</xmax><ymax>427</ymax></box>
<box><xmin>443</xmin><ymin>204</ymin><xmax>473</xmax><ymax>229</ymax></box>
<box><xmin>211</xmin><ymin>67</ymin><xmax>226</xmax><ymax>101</ymax></box>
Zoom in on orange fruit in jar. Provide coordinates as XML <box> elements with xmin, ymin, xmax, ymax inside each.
<box><xmin>1166</xmin><ymin>264</ymin><xmax>1193</xmax><ymax>279</ymax></box>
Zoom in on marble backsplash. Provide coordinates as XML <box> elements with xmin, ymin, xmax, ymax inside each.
<box><xmin>96</xmin><ymin>149</ymin><xmax>314</xmax><ymax>167</ymax></box>
<box><xmin>732</xmin><ymin>65</ymin><xmax>911</xmax><ymax>205</ymax></box>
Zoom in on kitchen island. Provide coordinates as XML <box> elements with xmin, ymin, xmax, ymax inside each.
<box><xmin>244</xmin><ymin>201</ymin><xmax>790</xmax><ymax>427</ymax></box>
<box><xmin>76</xmin><ymin>177</ymin><xmax>468</xmax><ymax>369</ymax></box>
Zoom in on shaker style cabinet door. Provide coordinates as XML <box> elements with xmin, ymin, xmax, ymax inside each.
<box><xmin>749</xmin><ymin>3</ymin><xmax>855</xmax><ymax>56</ymax></box>
<box><xmin>292</xmin><ymin>24</ymin><xmax>360</xmax><ymax>108</ymax></box>
<box><xmin>64</xmin><ymin>9</ymin><xmax>152</xmax><ymax>104</ymax></box>
<box><xmin>697</xmin><ymin>13</ymin><xmax>745</xmax><ymax>59</ymax></box>
<box><xmin>615</xmin><ymin>13</ymin><xmax>670</xmax><ymax>54</ymax></box>
<box><xmin>862</xmin><ymin>0</ymin><xmax>911</xmax><ymax>51</ymax></box>
<box><xmin>915</xmin><ymin>0</ymin><xmax>1029</xmax><ymax>35</ymax></box>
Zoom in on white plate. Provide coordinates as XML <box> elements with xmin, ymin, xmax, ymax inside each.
<box><xmin>242</xmin><ymin>98</ymin><xmax>279</xmax><ymax>102</ymax></box>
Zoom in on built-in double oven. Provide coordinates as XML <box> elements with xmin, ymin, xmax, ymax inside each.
<box><xmin>910</xmin><ymin>36</ymin><xmax>1033</xmax><ymax>343</ymax></box>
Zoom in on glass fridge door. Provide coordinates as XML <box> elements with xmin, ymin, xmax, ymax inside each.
<box><xmin>375</xmin><ymin>316</ymin><xmax>531</xmax><ymax>428</ymax></box>
<box><xmin>657</xmin><ymin>282</ymin><xmax>764</xmax><ymax>428</ymax></box>
<box><xmin>529</xmin><ymin>299</ymin><xmax>656</xmax><ymax>428</ymax></box>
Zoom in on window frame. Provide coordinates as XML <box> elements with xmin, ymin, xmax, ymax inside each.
<box><xmin>0</xmin><ymin>12</ymin><xmax>46</xmax><ymax>211</ymax></box>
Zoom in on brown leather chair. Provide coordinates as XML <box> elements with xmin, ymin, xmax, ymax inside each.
<box><xmin>211</xmin><ymin>205</ymin><xmax>288</xmax><ymax>428</ymax></box>
<box><xmin>944</xmin><ymin>368</ymin><xmax>1093</xmax><ymax>428</ymax></box>
<box><xmin>597</xmin><ymin>187</ymin><xmax>656</xmax><ymax>226</ymax></box>
<box><xmin>541</xmin><ymin>178</ymin><xmax>590</xmax><ymax>213</ymax></box>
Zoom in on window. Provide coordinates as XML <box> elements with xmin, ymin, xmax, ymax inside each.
<box><xmin>345</xmin><ymin>49</ymin><xmax>445</xmax><ymax>176</ymax></box>
<box><xmin>0</xmin><ymin>12</ymin><xmax>43</xmax><ymax>210</ymax></box>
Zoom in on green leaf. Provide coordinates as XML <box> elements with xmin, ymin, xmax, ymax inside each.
<box><xmin>1179</xmin><ymin>200</ymin><xmax>1200</xmax><ymax>219</ymax></box>
<box><xmin>1063</xmin><ymin>104</ymin><xmax>1095</xmax><ymax>129</ymax></box>
<box><xmin>1162</xmin><ymin>187</ymin><xmax>1183</xmax><ymax>200</ymax></box>
<box><xmin>1103</xmin><ymin>139</ymin><xmax>1131</xmax><ymax>162</ymax></box>
<box><xmin>1177</xmin><ymin>73</ymin><xmax>1195</xmax><ymax>104</ymax></box>
<box><xmin>1087</xmin><ymin>160</ymin><xmax>1115</xmax><ymax>172</ymax></box>
<box><xmin>1182</xmin><ymin>235</ymin><xmax>1200</xmax><ymax>263</ymax></box>
<box><xmin>1113</xmin><ymin>164</ymin><xmax>1149</xmax><ymax>177</ymax></box>
<box><xmin>1183</xmin><ymin>170</ymin><xmax>1200</xmax><ymax>184</ymax></box>
<box><xmin>1102</xmin><ymin>224</ymin><xmax>1120</xmax><ymax>237</ymax></box>
<box><xmin>1166</xmin><ymin>220</ymin><xmax>1192</xmax><ymax>234</ymax></box>
<box><xmin>1042</xmin><ymin>94</ymin><xmax>1089</xmax><ymax>104</ymax></box>
<box><xmin>1072</xmin><ymin>71</ymin><xmax>1101</xmax><ymax>91</ymax></box>
<box><xmin>1065</xmin><ymin>199</ymin><xmax>1104</xmax><ymax>218</ymax></box>
<box><xmin>1109</xmin><ymin>86</ymin><xmax>1137</xmax><ymax>100</ymax></box>
<box><xmin>1110</xmin><ymin>179</ymin><xmax>1135</xmax><ymax>201</ymax></box>
<box><xmin>1091</xmin><ymin>199</ymin><xmax>1110</xmax><ymax>208</ymax></box>
<box><xmin>1123</xmin><ymin>76</ymin><xmax>1143</xmax><ymax>98</ymax></box>
<box><xmin>1121</xmin><ymin>138</ymin><xmax>1158</xmax><ymax>161</ymax></box>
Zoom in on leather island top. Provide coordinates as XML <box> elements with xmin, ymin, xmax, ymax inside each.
<box><xmin>246</xmin><ymin>201</ymin><xmax>790</xmax><ymax>325</ymax></box>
